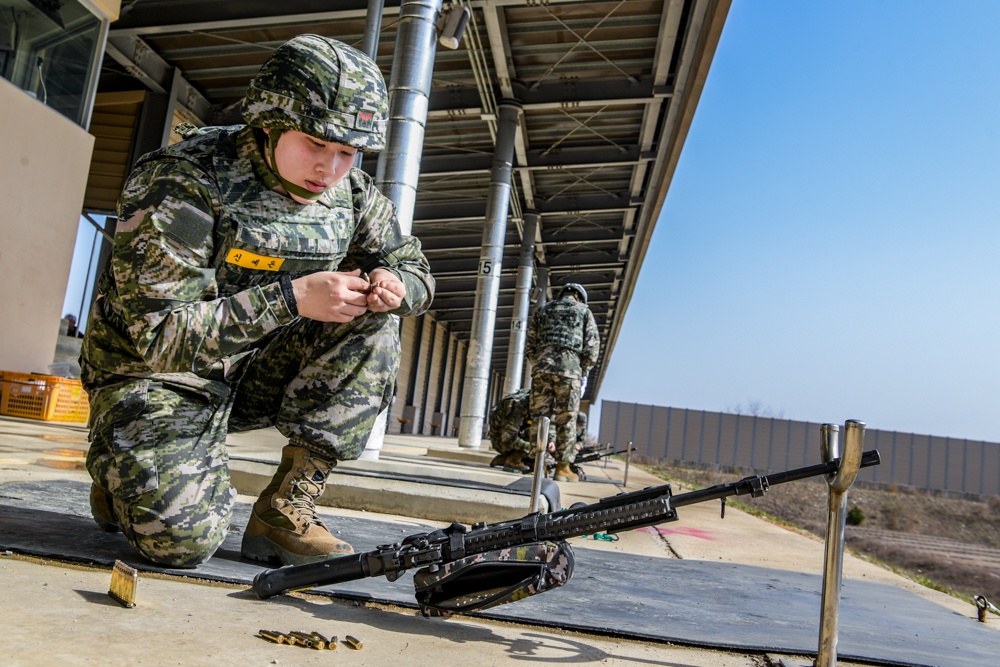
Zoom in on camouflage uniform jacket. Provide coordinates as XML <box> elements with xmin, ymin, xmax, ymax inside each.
<box><xmin>488</xmin><ymin>389</ymin><xmax>532</xmax><ymax>453</ymax></box>
<box><xmin>524</xmin><ymin>297</ymin><xmax>600</xmax><ymax>378</ymax></box>
<box><xmin>81</xmin><ymin>125</ymin><xmax>433</xmax><ymax>395</ymax></box>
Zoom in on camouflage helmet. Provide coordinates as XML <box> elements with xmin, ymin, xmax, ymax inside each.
<box><xmin>558</xmin><ymin>283</ymin><xmax>588</xmax><ymax>304</ymax></box>
<box><xmin>242</xmin><ymin>34</ymin><xmax>388</xmax><ymax>153</ymax></box>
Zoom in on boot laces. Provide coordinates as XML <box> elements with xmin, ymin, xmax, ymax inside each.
<box><xmin>285</xmin><ymin>455</ymin><xmax>332</xmax><ymax>529</ymax></box>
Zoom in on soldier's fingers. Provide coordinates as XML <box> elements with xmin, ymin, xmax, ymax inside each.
<box><xmin>372</xmin><ymin>284</ymin><xmax>402</xmax><ymax>308</ymax></box>
<box><xmin>340</xmin><ymin>275</ymin><xmax>373</xmax><ymax>292</ymax></box>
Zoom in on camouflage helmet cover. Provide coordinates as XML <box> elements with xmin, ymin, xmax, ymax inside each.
<box><xmin>242</xmin><ymin>34</ymin><xmax>389</xmax><ymax>153</ymax></box>
<box><xmin>558</xmin><ymin>283</ymin><xmax>588</xmax><ymax>304</ymax></box>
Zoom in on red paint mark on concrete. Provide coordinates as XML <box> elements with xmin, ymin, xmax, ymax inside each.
<box><xmin>639</xmin><ymin>525</ymin><xmax>718</xmax><ymax>541</ymax></box>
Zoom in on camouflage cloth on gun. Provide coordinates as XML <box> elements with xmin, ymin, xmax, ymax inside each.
<box><xmin>488</xmin><ymin>389</ymin><xmax>533</xmax><ymax>458</ymax></box>
<box><xmin>524</xmin><ymin>295</ymin><xmax>599</xmax><ymax>463</ymax></box>
<box><xmin>81</xmin><ymin>120</ymin><xmax>432</xmax><ymax>566</ymax></box>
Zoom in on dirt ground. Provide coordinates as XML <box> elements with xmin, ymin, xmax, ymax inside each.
<box><xmin>641</xmin><ymin>462</ymin><xmax>1000</xmax><ymax>603</ymax></box>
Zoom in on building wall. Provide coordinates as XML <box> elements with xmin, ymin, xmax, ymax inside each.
<box><xmin>599</xmin><ymin>400</ymin><xmax>1000</xmax><ymax>496</ymax></box>
<box><xmin>0</xmin><ymin>78</ymin><xmax>95</xmax><ymax>375</ymax></box>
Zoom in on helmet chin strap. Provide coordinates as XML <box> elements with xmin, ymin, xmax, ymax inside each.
<box><xmin>266</xmin><ymin>129</ymin><xmax>325</xmax><ymax>202</ymax></box>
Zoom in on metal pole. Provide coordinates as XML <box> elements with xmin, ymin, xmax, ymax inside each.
<box><xmin>503</xmin><ymin>209</ymin><xmax>538</xmax><ymax>394</ymax></box>
<box><xmin>529</xmin><ymin>416</ymin><xmax>550</xmax><ymax>513</ymax></box>
<box><xmin>354</xmin><ymin>0</ymin><xmax>385</xmax><ymax>173</ymax></box>
<box><xmin>457</xmin><ymin>100</ymin><xmax>523</xmax><ymax>448</ymax></box>
<box><xmin>375</xmin><ymin>0</ymin><xmax>443</xmax><ymax>234</ymax></box>
<box><xmin>624</xmin><ymin>440</ymin><xmax>633</xmax><ymax>487</ymax></box>
<box><xmin>817</xmin><ymin>420</ymin><xmax>865</xmax><ymax>667</ymax></box>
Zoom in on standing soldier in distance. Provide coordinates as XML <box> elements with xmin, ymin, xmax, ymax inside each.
<box><xmin>81</xmin><ymin>35</ymin><xmax>433</xmax><ymax>568</ymax></box>
<box><xmin>524</xmin><ymin>283</ymin><xmax>600</xmax><ymax>482</ymax></box>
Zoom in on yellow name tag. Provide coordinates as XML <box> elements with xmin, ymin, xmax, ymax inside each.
<box><xmin>226</xmin><ymin>249</ymin><xmax>284</xmax><ymax>272</ymax></box>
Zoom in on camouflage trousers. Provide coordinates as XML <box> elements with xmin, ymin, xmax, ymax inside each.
<box><xmin>85</xmin><ymin>312</ymin><xmax>400</xmax><ymax>568</ymax></box>
<box><xmin>528</xmin><ymin>372</ymin><xmax>581</xmax><ymax>463</ymax></box>
<box><xmin>488</xmin><ymin>428</ymin><xmax>531</xmax><ymax>458</ymax></box>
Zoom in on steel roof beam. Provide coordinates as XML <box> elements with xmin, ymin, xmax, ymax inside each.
<box><xmin>425</xmin><ymin>75</ymin><xmax>669</xmax><ymax>113</ymax></box>
<box><xmin>414</xmin><ymin>192</ymin><xmax>629</xmax><ymax>221</ymax></box>
<box><xmin>110</xmin><ymin>1</ymin><xmax>401</xmax><ymax>37</ymax></box>
<box><xmin>104</xmin><ymin>35</ymin><xmax>212</xmax><ymax>126</ymax></box>
<box><xmin>415</xmin><ymin>144</ymin><xmax>656</xmax><ymax>176</ymax></box>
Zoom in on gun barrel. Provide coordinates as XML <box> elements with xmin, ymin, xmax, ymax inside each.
<box><xmin>671</xmin><ymin>450</ymin><xmax>881</xmax><ymax>509</ymax></box>
<box><xmin>252</xmin><ymin>553</ymin><xmax>369</xmax><ymax>599</ymax></box>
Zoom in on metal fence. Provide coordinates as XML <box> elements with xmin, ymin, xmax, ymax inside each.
<box><xmin>598</xmin><ymin>400</ymin><xmax>1000</xmax><ymax>496</ymax></box>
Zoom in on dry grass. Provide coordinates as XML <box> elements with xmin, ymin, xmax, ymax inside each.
<box><xmin>642</xmin><ymin>463</ymin><xmax>1000</xmax><ymax>601</ymax></box>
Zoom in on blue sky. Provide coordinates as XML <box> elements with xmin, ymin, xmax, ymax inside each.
<box><xmin>595</xmin><ymin>1</ymin><xmax>1000</xmax><ymax>442</ymax></box>
<box><xmin>62</xmin><ymin>214</ymin><xmax>105</xmax><ymax>330</ymax></box>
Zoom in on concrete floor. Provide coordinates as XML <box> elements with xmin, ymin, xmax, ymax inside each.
<box><xmin>0</xmin><ymin>414</ymin><xmax>995</xmax><ymax>666</ymax></box>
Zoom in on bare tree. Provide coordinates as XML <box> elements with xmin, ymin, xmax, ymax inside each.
<box><xmin>725</xmin><ymin>398</ymin><xmax>786</xmax><ymax>419</ymax></box>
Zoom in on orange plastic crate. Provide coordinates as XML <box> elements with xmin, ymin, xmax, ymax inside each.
<box><xmin>0</xmin><ymin>371</ymin><xmax>90</xmax><ymax>423</ymax></box>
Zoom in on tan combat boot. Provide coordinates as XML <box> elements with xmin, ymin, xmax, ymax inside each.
<box><xmin>241</xmin><ymin>445</ymin><xmax>353</xmax><ymax>565</ymax></box>
<box><xmin>502</xmin><ymin>452</ymin><xmax>530</xmax><ymax>472</ymax></box>
<box><xmin>89</xmin><ymin>482</ymin><xmax>119</xmax><ymax>532</ymax></box>
<box><xmin>554</xmin><ymin>461</ymin><xmax>579</xmax><ymax>482</ymax></box>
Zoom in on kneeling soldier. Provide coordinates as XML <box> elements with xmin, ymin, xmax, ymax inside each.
<box><xmin>487</xmin><ymin>390</ymin><xmax>533</xmax><ymax>472</ymax></box>
<box><xmin>83</xmin><ymin>35</ymin><xmax>433</xmax><ymax>567</ymax></box>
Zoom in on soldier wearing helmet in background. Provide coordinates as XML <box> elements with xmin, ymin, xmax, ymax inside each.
<box><xmin>81</xmin><ymin>35</ymin><xmax>433</xmax><ymax>568</ymax></box>
<box><xmin>524</xmin><ymin>283</ymin><xmax>600</xmax><ymax>482</ymax></box>
<box><xmin>486</xmin><ymin>389</ymin><xmax>533</xmax><ymax>472</ymax></box>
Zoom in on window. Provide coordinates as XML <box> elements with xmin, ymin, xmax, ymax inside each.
<box><xmin>0</xmin><ymin>0</ymin><xmax>105</xmax><ymax>126</ymax></box>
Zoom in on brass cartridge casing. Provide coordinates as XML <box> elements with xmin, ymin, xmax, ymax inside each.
<box><xmin>289</xmin><ymin>632</ymin><xmax>319</xmax><ymax>648</ymax></box>
<box><xmin>345</xmin><ymin>635</ymin><xmax>363</xmax><ymax>650</ymax></box>
<box><xmin>258</xmin><ymin>630</ymin><xmax>284</xmax><ymax>644</ymax></box>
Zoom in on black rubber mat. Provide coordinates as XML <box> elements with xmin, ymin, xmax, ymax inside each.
<box><xmin>1</xmin><ymin>480</ymin><xmax>997</xmax><ymax>667</ymax></box>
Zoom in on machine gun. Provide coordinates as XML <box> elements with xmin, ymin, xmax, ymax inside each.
<box><xmin>573</xmin><ymin>444</ymin><xmax>637</xmax><ymax>465</ymax></box>
<box><xmin>253</xmin><ymin>450</ymin><xmax>881</xmax><ymax>615</ymax></box>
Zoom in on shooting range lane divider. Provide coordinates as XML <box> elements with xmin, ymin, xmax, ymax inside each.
<box><xmin>2</xmin><ymin>479</ymin><xmax>1000</xmax><ymax>667</ymax></box>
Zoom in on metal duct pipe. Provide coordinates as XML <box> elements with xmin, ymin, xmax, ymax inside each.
<box><xmin>457</xmin><ymin>99</ymin><xmax>523</xmax><ymax>448</ymax></box>
<box><xmin>503</xmin><ymin>210</ymin><xmax>538</xmax><ymax>395</ymax></box>
<box><xmin>375</xmin><ymin>0</ymin><xmax>443</xmax><ymax>235</ymax></box>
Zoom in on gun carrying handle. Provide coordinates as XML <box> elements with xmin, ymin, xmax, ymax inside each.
<box><xmin>252</xmin><ymin>553</ymin><xmax>369</xmax><ymax>599</ymax></box>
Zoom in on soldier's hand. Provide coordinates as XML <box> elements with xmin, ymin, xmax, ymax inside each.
<box><xmin>292</xmin><ymin>269</ymin><xmax>371</xmax><ymax>322</ymax></box>
<box><xmin>365</xmin><ymin>267</ymin><xmax>405</xmax><ymax>312</ymax></box>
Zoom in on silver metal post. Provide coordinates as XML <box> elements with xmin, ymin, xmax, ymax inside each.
<box><xmin>503</xmin><ymin>210</ymin><xmax>538</xmax><ymax>394</ymax></box>
<box><xmin>457</xmin><ymin>100</ymin><xmax>523</xmax><ymax>448</ymax></box>
<box><xmin>375</xmin><ymin>0</ymin><xmax>443</xmax><ymax>234</ymax></box>
<box><xmin>624</xmin><ymin>440</ymin><xmax>633</xmax><ymax>487</ymax></box>
<box><xmin>604</xmin><ymin>442</ymin><xmax>610</xmax><ymax>469</ymax></box>
<box><xmin>529</xmin><ymin>416</ymin><xmax>550</xmax><ymax>513</ymax></box>
<box><xmin>817</xmin><ymin>420</ymin><xmax>865</xmax><ymax>667</ymax></box>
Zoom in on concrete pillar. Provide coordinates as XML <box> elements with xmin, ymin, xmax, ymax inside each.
<box><xmin>457</xmin><ymin>100</ymin><xmax>522</xmax><ymax>448</ymax></box>
<box><xmin>375</xmin><ymin>0</ymin><xmax>442</xmax><ymax>234</ymax></box>
<box><xmin>503</xmin><ymin>210</ymin><xmax>537</xmax><ymax>394</ymax></box>
<box><xmin>419</xmin><ymin>319</ymin><xmax>437</xmax><ymax>434</ymax></box>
